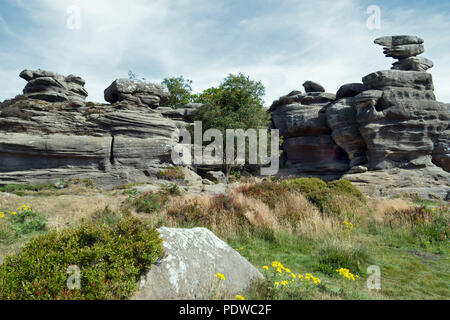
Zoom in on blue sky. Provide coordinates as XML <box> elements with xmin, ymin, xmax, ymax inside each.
<box><xmin>1</xmin><ymin>0</ymin><xmax>450</xmax><ymax>105</ymax></box>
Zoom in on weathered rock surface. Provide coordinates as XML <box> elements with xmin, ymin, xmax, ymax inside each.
<box><xmin>270</xmin><ymin>89</ymin><xmax>348</xmax><ymax>173</ymax></box>
<box><xmin>326</xmin><ymin>97</ymin><xmax>367</xmax><ymax>167</ymax></box>
<box><xmin>206</xmin><ymin>171</ymin><xmax>227</xmax><ymax>184</ymax></box>
<box><xmin>131</xmin><ymin>227</ymin><xmax>263</xmax><ymax>300</ymax></box>
<box><xmin>392</xmin><ymin>57</ymin><xmax>434</xmax><ymax>72</ymax></box>
<box><xmin>358</xmin><ymin>70</ymin><xmax>445</xmax><ymax>170</ymax></box>
<box><xmin>104</xmin><ymin>79</ymin><xmax>169</xmax><ymax>108</ymax></box>
<box><xmin>344</xmin><ymin>167</ymin><xmax>450</xmax><ymax>200</ymax></box>
<box><xmin>19</xmin><ymin>69</ymin><xmax>88</xmax><ymax>105</ymax></box>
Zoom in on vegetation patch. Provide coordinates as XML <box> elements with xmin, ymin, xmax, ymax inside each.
<box><xmin>129</xmin><ymin>184</ymin><xmax>182</xmax><ymax>214</ymax></box>
<box><xmin>0</xmin><ymin>217</ymin><xmax>163</xmax><ymax>300</ymax></box>
<box><xmin>0</xmin><ymin>205</ymin><xmax>47</xmax><ymax>244</ymax></box>
<box><xmin>156</xmin><ymin>167</ymin><xmax>185</xmax><ymax>181</ymax></box>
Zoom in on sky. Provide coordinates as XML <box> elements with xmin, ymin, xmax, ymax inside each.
<box><xmin>1</xmin><ymin>0</ymin><xmax>450</xmax><ymax>106</ymax></box>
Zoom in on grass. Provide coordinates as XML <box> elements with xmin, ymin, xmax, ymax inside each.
<box><xmin>0</xmin><ymin>177</ymin><xmax>448</xmax><ymax>300</ymax></box>
<box><xmin>0</xmin><ymin>179</ymin><xmax>95</xmax><ymax>197</ymax></box>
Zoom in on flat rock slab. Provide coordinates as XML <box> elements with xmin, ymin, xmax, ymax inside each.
<box><xmin>131</xmin><ymin>227</ymin><xmax>263</xmax><ymax>300</ymax></box>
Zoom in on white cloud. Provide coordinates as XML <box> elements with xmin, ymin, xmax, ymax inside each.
<box><xmin>0</xmin><ymin>0</ymin><xmax>449</xmax><ymax>105</ymax></box>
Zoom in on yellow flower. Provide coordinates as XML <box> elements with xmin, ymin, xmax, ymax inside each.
<box><xmin>262</xmin><ymin>265</ymin><xmax>269</xmax><ymax>270</ymax></box>
<box><xmin>235</xmin><ymin>295</ymin><xmax>245</xmax><ymax>300</ymax></box>
<box><xmin>284</xmin><ymin>268</ymin><xmax>291</xmax><ymax>273</ymax></box>
<box><xmin>271</xmin><ymin>261</ymin><xmax>282</xmax><ymax>268</ymax></box>
<box><xmin>290</xmin><ymin>273</ymin><xmax>296</xmax><ymax>279</ymax></box>
<box><xmin>281</xmin><ymin>281</ymin><xmax>288</xmax><ymax>286</ymax></box>
<box><xmin>0</xmin><ymin>212</ymin><xmax>4</xmax><ymax>218</ymax></box>
<box><xmin>274</xmin><ymin>282</ymin><xmax>279</xmax><ymax>286</ymax></box>
<box><xmin>298</xmin><ymin>274</ymin><xmax>303</xmax><ymax>279</ymax></box>
<box><xmin>9</xmin><ymin>211</ymin><xmax>17</xmax><ymax>215</ymax></box>
<box><xmin>215</xmin><ymin>273</ymin><xmax>225</xmax><ymax>281</ymax></box>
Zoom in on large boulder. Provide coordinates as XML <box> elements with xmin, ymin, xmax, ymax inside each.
<box><xmin>131</xmin><ymin>227</ymin><xmax>264</xmax><ymax>300</ymax></box>
<box><xmin>302</xmin><ymin>81</ymin><xmax>325</xmax><ymax>93</ymax></box>
<box><xmin>19</xmin><ymin>69</ymin><xmax>88</xmax><ymax>105</ymax></box>
<box><xmin>104</xmin><ymin>79</ymin><xmax>169</xmax><ymax>108</ymax></box>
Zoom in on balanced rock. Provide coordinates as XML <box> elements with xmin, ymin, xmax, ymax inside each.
<box><xmin>104</xmin><ymin>79</ymin><xmax>169</xmax><ymax>108</ymax></box>
<box><xmin>374</xmin><ymin>35</ymin><xmax>433</xmax><ymax>71</ymax></box>
<box><xmin>303</xmin><ymin>81</ymin><xmax>325</xmax><ymax>93</ymax></box>
<box><xmin>131</xmin><ymin>227</ymin><xmax>263</xmax><ymax>300</ymax></box>
<box><xmin>19</xmin><ymin>69</ymin><xmax>88</xmax><ymax>105</ymax></box>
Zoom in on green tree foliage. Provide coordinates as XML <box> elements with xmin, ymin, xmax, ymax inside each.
<box><xmin>192</xmin><ymin>73</ymin><xmax>272</xmax><ymax>179</ymax></box>
<box><xmin>161</xmin><ymin>76</ymin><xmax>194</xmax><ymax>109</ymax></box>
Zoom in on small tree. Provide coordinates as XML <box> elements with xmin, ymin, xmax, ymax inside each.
<box><xmin>161</xmin><ymin>76</ymin><xmax>193</xmax><ymax>109</ymax></box>
<box><xmin>193</xmin><ymin>73</ymin><xmax>272</xmax><ymax>180</ymax></box>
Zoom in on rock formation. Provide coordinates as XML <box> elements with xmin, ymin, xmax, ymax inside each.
<box><xmin>270</xmin><ymin>86</ymin><xmax>350</xmax><ymax>174</ymax></box>
<box><xmin>104</xmin><ymin>79</ymin><xmax>169</xmax><ymax>109</ymax></box>
<box><xmin>374</xmin><ymin>35</ymin><xmax>433</xmax><ymax>71</ymax></box>
<box><xmin>131</xmin><ymin>227</ymin><xmax>263</xmax><ymax>300</ymax></box>
<box><xmin>19</xmin><ymin>69</ymin><xmax>88</xmax><ymax>106</ymax></box>
<box><xmin>271</xmin><ymin>35</ymin><xmax>450</xmax><ymax>199</ymax></box>
<box><xmin>0</xmin><ymin>72</ymin><xmax>180</xmax><ymax>188</ymax></box>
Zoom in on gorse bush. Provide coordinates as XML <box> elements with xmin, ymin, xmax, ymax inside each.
<box><xmin>280</xmin><ymin>178</ymin><xmax>366</xmax><ymax>214</ymax></box>
<box><xmin>0</xmin><ymin>217</ymin><xmax>163</xmax><ymax>300</ymax></box>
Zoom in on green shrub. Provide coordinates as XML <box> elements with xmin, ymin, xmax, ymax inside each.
<box><xmin>281</xmin><ymin>178</ymin><xmax>331</xmax><ymax>211</ymax></box>
<box><xmin>327</xmin><ymin>180</ymin><xmax>366</xmax><ymax>203</ymax></box>
<box><xmin>0</xmin><ymin>217</ymin><xmax>163</xmax><ymax>300</ymax></box>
